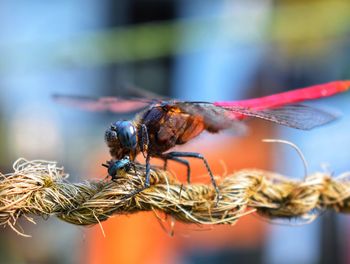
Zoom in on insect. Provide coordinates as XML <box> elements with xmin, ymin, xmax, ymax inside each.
<box><xmin>102</xmin><ymin>156</ymin><xmax>133</xmax><ymax>180</ymax></box>
<box><xmin>54</xmin><ymin>80</ymin><xmax>350</xmax><ymax>200</ymax></box>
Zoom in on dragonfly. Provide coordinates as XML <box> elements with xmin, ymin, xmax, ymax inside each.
<box><xmin>54</xmin><ymin>80</ymin><xmax>350</xmax><ymax>200</ymax></box>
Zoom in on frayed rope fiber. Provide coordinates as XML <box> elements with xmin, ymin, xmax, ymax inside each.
<box><xmin>1</xmin><ymin>158</ymin><xmax>350</xmax><ymax>235</ymax></box>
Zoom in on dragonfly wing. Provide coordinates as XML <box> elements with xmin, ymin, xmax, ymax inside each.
<box><xmin>174</xmin><ymin>102</ymin><xmax>247</xmax><ymax>135</ymax></box>
<box><xmin>223</xmin><ymin>104</ymin><xmax>339</xmax><ymax>130</ymax></box>
<box><xmin>121</xmin><ymin>83</ymin><xmax>171</xmax><ymax>101</ymax></box>
<box><xmin>53</xmin><ymin>94</ymin><xmax>153</xmax><ymax>113</ymax></box>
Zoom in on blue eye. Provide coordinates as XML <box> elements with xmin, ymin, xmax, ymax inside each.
<box><xmin>117</xmin><ymin>121</ymin><xmax>137</xmax><ymax>149</ymax></box>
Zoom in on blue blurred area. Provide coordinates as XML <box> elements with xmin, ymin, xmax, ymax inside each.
<box><xmin>0</xmin><ymin>1</ymin><xmax>349</xmax><ymax>264</ymax></box>
<box><xmin>0</xmin><ymin>1</ymin><xmax>112</xmax><ymax>263</ymax></box>
<box><xmin>0</xmin><ymin>1</ymin><xmax>112</xmax><ymax>172</ymax></box>
<box><xmin>265</xmin><ymin>94</ymin><xmax>350</xmax><ymax>264</ymax></box>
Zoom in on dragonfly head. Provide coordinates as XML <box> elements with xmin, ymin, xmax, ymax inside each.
<box><xmin>105</xmin><ymin>120</ymin><xmax>138</xmax><ymax>151</ymax></box>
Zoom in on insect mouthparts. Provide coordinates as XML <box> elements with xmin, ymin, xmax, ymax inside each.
<box><xmin>105</xmin><ymin>129</ymin><xmax>118</xmax><ymax>142</ymax></box>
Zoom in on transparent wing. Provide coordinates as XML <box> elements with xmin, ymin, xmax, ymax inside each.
<box><xmin>173</xmin><ymin>102</ymin><xmax>248</xmax><ymax>135</ymax></box>
<box><xmin>223</xmin><ymin>104</ymin><xmax>339</xmax><ymax>130</ymax></box>
<box><xmin>53</xmin><ymin>84</ymin><xmax>169</xmax><ymax>113</ymax></box>
<box><xmin>121</xmin><ymin>83</ymin><xmax>170</xmax><ymax>101</ymax></box>
<box><xmin>53</xmin><ymin>94</ymin><xmax>155</xmax><ymax>113</ymax></box>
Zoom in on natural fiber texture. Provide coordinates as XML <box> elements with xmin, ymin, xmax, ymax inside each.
<box><xmin>1</xmin><ymin>158</ymin><xmax>350</xmax><ymax>236</ymax></box>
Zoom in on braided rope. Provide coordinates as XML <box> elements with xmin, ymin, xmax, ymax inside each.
<box><xmin>1</xmin><ymin>158</ymin><xmax>350</xmax><ymax>236</ymax></box>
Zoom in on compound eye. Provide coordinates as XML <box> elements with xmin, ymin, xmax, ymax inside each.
<box><xmin>118</xmin><ymin>123</ymin><xmax>137</xmax><ymax>149</ymax></box>
<box><xmin>110</xmin><ymin>121</ymin><xmax>121</xmax><ymax>130</ymax></box>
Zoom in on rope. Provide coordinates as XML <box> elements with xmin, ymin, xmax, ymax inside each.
<box><xmin>1</xmin><ymin>158</ymin><xmax>350</xmax><ymax>236</ymax></box>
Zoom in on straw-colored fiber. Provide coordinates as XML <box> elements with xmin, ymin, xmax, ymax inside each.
<box><xmin>1</xmin><ymin>158</ymin><xmax>350</xmax><ymax>236</ymax></box>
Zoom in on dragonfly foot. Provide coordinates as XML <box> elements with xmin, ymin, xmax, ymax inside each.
<box><xmin>215</xmin><ymin>191</ymin><xmax>222</xmax><ymax>207</ymax></box>
<box><xmin>122</xmin><ymin>182</ymin><xmax>150</xmax><ymax>200</ymax></box>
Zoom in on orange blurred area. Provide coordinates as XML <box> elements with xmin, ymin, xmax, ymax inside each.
<box><xmin>85</xmin><ymin>120</ymin><xmax>273</xmax><ymax>264</ymax></box>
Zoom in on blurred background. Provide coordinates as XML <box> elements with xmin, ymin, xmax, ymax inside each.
<box><xmin>0</xmin><ymin>0</ymin><xmax>350</xmax><ymax>263</ymax></box>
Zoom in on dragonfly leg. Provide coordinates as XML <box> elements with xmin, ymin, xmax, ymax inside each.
<box><xmin>144</xmin><ymin>154</ymin><xmax>151</xmax><ymax>188</ymax></box>
<box><xmin>122</xmin><ymin>184</ymin><xmax>149</xmax><ymax>199</ymax></box>
<box><xmin>140</xmin><ymin>124</ymin><xmax>149</xmax><ymax>158</ymax></box>
<box><xmin>132</xmin><ymin>161</ymin><xmax>137</xmax><ymax>175</ymax></box>
<box><xmin>158</xmin><ymin>155</ymin><xmax>191</xmax><ymax>183</ymax></box>
<box><xmin>122</xmin><ymin>154</ymin><xmax>151</xmax><ymax>200</ymax></box>
<box><xmin>163</xmin><ymin>151</ymin><xmax>221</xmax><ymax>202</ymax></box>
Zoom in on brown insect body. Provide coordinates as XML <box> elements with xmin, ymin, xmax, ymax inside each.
<box><xmin>107</xmin><ymin>103</ymin><xmax>212</xmax><ymax>160</ymax></box>
<box><xmin>140</xmin><ymin>104</ymin><xmax>206</xmax><ymax>154</ymax></box>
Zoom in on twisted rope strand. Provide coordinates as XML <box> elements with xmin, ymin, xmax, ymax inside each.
<box><xmin>1</xmin><ymin>158</ymin><xmax>350</xmax><ymax>236</ymax></box>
